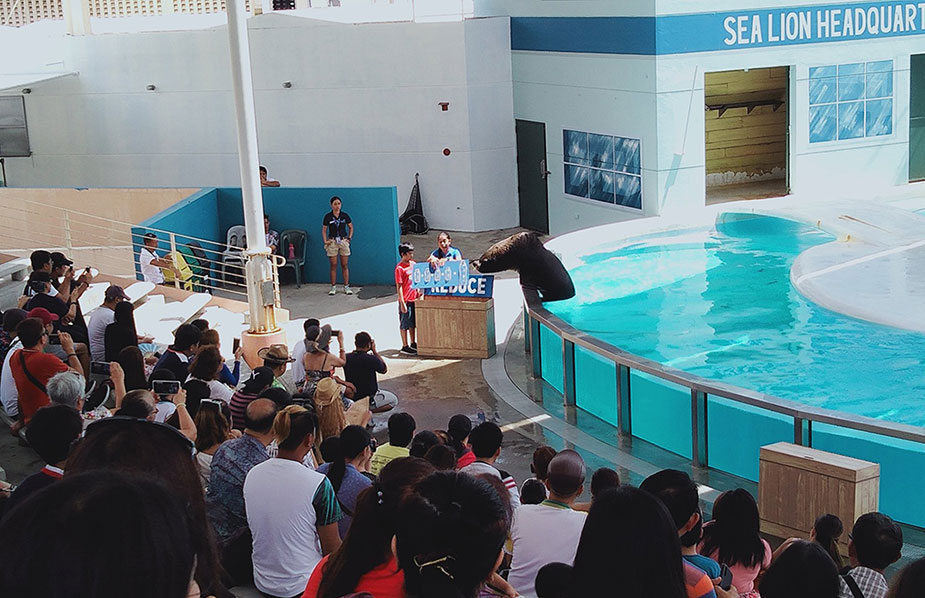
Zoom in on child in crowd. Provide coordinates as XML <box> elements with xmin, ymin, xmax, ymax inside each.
<box><xmin>428</xmin><ymin>232</ymin><xmax>462</xmax><ymax>266</ymax></box>
<box><xmin>395</xmin><ymin>242</ymin><xmax>421</xmax><ymax>356</ymax></box>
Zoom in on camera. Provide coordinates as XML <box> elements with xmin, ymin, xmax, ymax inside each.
<box><xmin>90</xmin><ymin>361</ymin><xmax>111</xmax><ymax>375</ymax></box>
<box><xmin>152</xmin><ymin>380</ymin><xmax>181</xmax><ymax>396</ymax></box>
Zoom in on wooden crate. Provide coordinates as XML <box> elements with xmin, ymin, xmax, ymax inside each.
<box><xmin>759</xmin><ymin>442</ymin><xmax>879</xmax><ymax>553</ymax></box>
<box><xmin>415</xmin><ymin>296</ymin><xmax>496</xmax><ymax>359</ymax></box>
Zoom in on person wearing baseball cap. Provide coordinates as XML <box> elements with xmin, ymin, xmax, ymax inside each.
<box><xmin>507</xmin><ymin>449</ymin><xmax>588</xmax><ymax>598</ymax></box>
<box><xmin>258</xmin><ymin>344</ymin><xmax>298</xmax><ymax>396</ymax></box>
<box><xmin>87</xmin><ymin>285</ymin><xmax>130</xmax><ymax>362</ymax></box>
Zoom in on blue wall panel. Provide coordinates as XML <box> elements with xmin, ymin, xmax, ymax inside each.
<box><xmin>137</xmin><ymin>186</ymin><xmax>400</xmax><ymax>286</ymax></box>
<box><xmin>630</xmin><ymin>372</ymin><xmax>691</xmax><ymax>459</ymax></box>
<box><xmin>707</xmin><ymin>397</ymin><xmax>792</xmax><ymax>481</ymax></box>
<box><xmin>813</xmin><ymin>423</ymin><xmax>925</xmax><ymax>528</ymax></box>
<box><xmin>575</xmin><ymin>346</ymin><xmax>618</xmax><ymax>426</ymax></box>
<box><xmin>539</xmin><ymin>324</ymin><xmax>564</xmax><ymax>394</ymax></box>
<box><xmin>133</xmin><ymin>188</ymin><xmax>221</xmax><ymax>280</ymax></box>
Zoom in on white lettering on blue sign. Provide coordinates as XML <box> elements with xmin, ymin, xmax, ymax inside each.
<box><xmin>425</xmin><ymin>275</ymin><xmax>494</xmax><ymax>298</ymax></box>
<box><xmin>720</xmin><ymin>2</ymin><xmax>925</xmax><ymax>48</ymax></box>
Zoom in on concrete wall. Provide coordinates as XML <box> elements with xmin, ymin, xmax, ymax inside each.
<box><xmin>1</xmin><ymin>13</ymin><xmax>517</xmax><ymax>232</ymax></box>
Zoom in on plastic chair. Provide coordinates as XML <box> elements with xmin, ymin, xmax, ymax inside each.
<box><xmin>221</xmin><ymin>225</ymin><xmax>247</xmax><ymax>287</ymax></box>
<box><xmin>278</xmin><ymin>229</ymin><xmax>308</xmax><ymax>287</ymax></box>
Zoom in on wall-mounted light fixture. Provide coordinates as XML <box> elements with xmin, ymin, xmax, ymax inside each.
<box><xmin>145</xmin><ymin>84</ymin><xmax>156</xmax><ymax>91</ymax></box>
<box><xmin>282</xmin><ymin>81</ymin><xmax>292</xmax><ymax>89</ymax></box>
<box><xmin>438</xmin><ymin>101</ymin><xmax>449</xmax><ymax>111</ymax></box>
<box><xmin>21</xmin><ymin>88</ymin><xmax>31</xmax><ymax>94</ymax></box>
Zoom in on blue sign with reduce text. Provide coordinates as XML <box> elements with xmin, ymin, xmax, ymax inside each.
<box><xmin>426</xmin><ymin>274</ymin><xmax>494</xmax><ymax>298</ymax></box>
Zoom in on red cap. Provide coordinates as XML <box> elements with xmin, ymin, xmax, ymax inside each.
<box><xmin>27</xmin><ymin>307</ymin><xmax>59</xmax><ymax>326</ymax></box>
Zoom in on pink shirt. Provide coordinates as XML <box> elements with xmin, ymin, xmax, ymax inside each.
<box><xmin>700</xmin><ymin>539</ymin><xmax>771</xmax><ymax>594</ymax></box>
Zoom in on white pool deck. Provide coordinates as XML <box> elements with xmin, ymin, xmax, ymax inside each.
<box><xmin>548</xmin><ymin>185</ymin><xmax>925</xmax><ymax>333</ymax></box>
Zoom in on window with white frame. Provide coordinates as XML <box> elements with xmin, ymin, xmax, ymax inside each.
<box><xmin>563</xmin><ymin>129</ymin><xmax>642</xmax><ymax>210</ymax></box>
<box><xmin>0</xmin><ymin>97</ymin><xmax>30</xmax><ymax>157</ymax></box>
<box><xmin>809</xmin><ymin>60</ymin><xmax>893</xmax><ymax>143</ymax></box>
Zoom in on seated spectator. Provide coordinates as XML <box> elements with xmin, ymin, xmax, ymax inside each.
<box><xmin>47</xmin><ymin>368</ymin><xmax>119</xmax><ymax>425</ymax></box>
<box><xmin>149</xmin><ymin>368</ymin><xmax>181</xmax><ymax>421</ymax></box>
<box><xmin>315</xmin><ymin>377</ymin><xmax>350</xmax><ymax>443</ymax></box>
<box><xmin>49</xmin><ymin>254</ymin><xmax>92</xmax><ymax>343</ymax></box>
<box><xmin>152</xmin><ymin>323</ymin><xmax>201</xmax><ymax>385</ymax></box>
<box><xmin>0</xmin><ymin>470</ymin><xmax>198</xmax><ymax>598</ymax></box>
<box><xmin>888</xmin><ymin>557</ymin><xmax>925</xmax><ymax>598</ymax></box>
<box><xmin>370</xmin><ymin>411</ymin><xmax>416</xmax><ymax>476</ymax></box>
<box><xmin>258</xmin><ymin>386</ymin><xmax>295</xmax><ymax>410</ymax></box>
<box><xmin>423</xmin><ymin>444</ymin><xmax>457</xmax><ymax>471</ymax></box>
<box><xmin>264</xmin><ymin>214</ymin><xmax>280</xmax><ymax>254</ymax></box>
<box><xmin>24</xmin><ymin>250</ymin><xmax>53</xmax><ymax>292</ymax></box>
<box><xmin>10</xmin><ymin>318</ymin><xmax>80</xmax><ymax>426</ymax></box>
<box><xmin>229</xmin><ymin>366</ymin><xmax>275</xmax><ymax>430</ymax></box>
<box><xmin>87</xmin><ymin>285</ymin><xmax>129</xmax><ymax>362</ymax></box>
<box><xmin>118</xmin><ymin>388</ymin><xmax>196</xmax><ymax>440</ymax></box>
<box><xmin>520</xmin><ymin>478</ymin><xmax>547</xmax><ymax>506</ymax></box>
<box><xmin>759</xmin><ymin>540</ymin><xmax>839</xmax><ymax>598</ymax></box>
<box><xmin>66</xmin><ymin>418</ymin><xmax>226</xmax><ymax>598</ymax></box>
<box><xmin>302</xmin><ymin>324</ymin><xmax>355</xmax><ymax>402</ymax></box>
<box><xmin>117</xmin><ymin>345</ymin><xmax>149</xmax><ymax>391</ymax></box>
<box><xmin>195</xmin><ymin>398</ymin><xmax>238</xmax><ymax>488</ymax></box>
<box><xmin>535</xmin><ymin>562</ymin><xmax>573</xmax><ymax>598</ymax></box>
<box><xmin>508</xmin><ymin>449</ymin><xmax>588</xmax><ymax>597</ymax></box>
<box><xmin>191</xmin><ymin>319</ymin><xmax>210</xmax><ymax>332</ymax></box>
<box><xmin>139</xmin><ymin>232</ymin><xmax>178</xmax><ymax>284</ymax></box>
<box><xmin>1</xmin><ymin>404</ymin><xmax>83</xmax><ymax>517</ymax></box>
<box><xmin>0</xmin><ymin>308</ymin><xmax>26</xmax><ymax>368</ymax></box>
<box><xmin>260</xmin><ymin>165</ymin><xmax>280</xmax><ymax>187</ymax></box>
<box><xmin>187</xmin><ymin>345</ymin><xmax>234</xmax><ymax>404</ymax></box>
<box><xmin>839</xmin><ymin>512</ymin><xmax>902</xmax><ymax>598</ymax></box>
<box><xmin>0</xmin><ymin>309</ymin><xmax>27</xmax><ymax>418</ymax></box>
<box><xmin>574</xmin><ymin>466</ymin><xmax>621</xmax><ymax>512</ymax></box>
<box><xmin>24</xmin><ymin>272</ymin><xmax>69</xmax><ymax>324</ymax></box>
<box><xmin>104</xmin><ymin>301</ymin><xmax>153</xmax><ymax>362</ymax></box>
<box><xmin>27</xmin><ymin>305</ymin><xmax>90</xmax><ymax>373</ymax></box>
<box><xmin>699</xmin><ymin>488</ymin><xmax>771</xmax><ymax>596</ymax></box>
<box><xmin>259</xmin><ymin>343</ymin><xmax>298</xmax><ymax>395</ymax></box>
<box><xmin>545</xmin><ymin>486</ymin><xmax>711</xmax><ymax>598</ymax></box>
<box><xmin>244</xmin><ymin>405</ymin><xmax>342</xmax><ymax>598</ymax></box>
<box><xmin>448</xmin><ymin>413</ymin><xmax>475</xmax><ymax>468</ymax></box>
<box><xmin>812</xmin><ymin>514</ymin><xmax>845</xmax><ymax>569</ymax></box>
<box><xmin>200</xmin><ymin>329</ymin><xmax>243</xmax><ymax>386</ymax></box>
<box><xmin>409</xmin><ymin>430</ymin><xmax>441</xmax><ymax>458</ymax></box>
<box><xmin>317</xmin><ymin>425</ymin><xmax>374</xmax><ymax>538</ymax></box>
<box><xmin>206</xmin><ymin>398</ymin><xmax>279</xmax><ymax>585</ymax></box>
<box><xmin>291</xmin><ymin>318</ymin><xmax>320</xmax><ymax>383</ymax></box>
<box><xmin>395</xmin><ymin>471</ymin><xmax>509</xmax><ymax>598</ymax></box>
<box><xmin>641</xmin><ymin>469</ymin><xmax>721</xmax><ymax>580</ymax></box>
<box><xmin>304</xmin><ymin>457</ymin><xmax>437</xmax><ymax>598</ymax></box>
<box><xmin>343</xmin><ymin>332</ymin><xmax>396</xmax><ymax>413</ymax></box>
<box><xmin>521</xmin><ymin>445</ymin><xmax>556</xmax><ymax>501</ymax></box>
<box><xmin>460</xmin><ymin>421</ymin><xmax>521</xmax><ymax>508</ymax></box>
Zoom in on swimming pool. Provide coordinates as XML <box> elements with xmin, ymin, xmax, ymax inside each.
<box><xmin>531</xmin><ymin>213</ymin><xmax>925</xmax><ymax>526</ymax></box>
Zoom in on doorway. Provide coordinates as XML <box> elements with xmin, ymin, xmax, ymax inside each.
<box><xmin>704</xmin><ymin>67</ymin><xmax>789</xmax><ymax>204</ymax></box>
<box><xmin>515</xmin><ymin>119</ymin><xmax>549</xmax><ymax>233</ymax></box>
<box><xmin>910</xmin><ymin>55</ymin><xmax>925</xmax><ymax>181</ymax></box>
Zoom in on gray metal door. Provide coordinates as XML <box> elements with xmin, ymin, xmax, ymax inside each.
<box><xmin>515</xmin><ymin>119</ymin><xmax>549</xmax><ymax>234</ymax></box>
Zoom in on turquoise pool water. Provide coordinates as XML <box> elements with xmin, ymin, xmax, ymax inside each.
<box><xmin>546</xmin><ymin>214</ymin><xmax>925</xmax><ymax>427</ymax></box>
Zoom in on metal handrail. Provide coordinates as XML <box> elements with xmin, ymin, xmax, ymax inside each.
<box><xmin>522</xmin><ymin>288</ymin><xmax>925</xmax><ymax>464</ymax></box>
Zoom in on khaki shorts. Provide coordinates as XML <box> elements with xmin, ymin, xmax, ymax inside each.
<box><xmin>325</xmin><ymin>239</ymin><xmax>351</xmax><ymax>257</ymax></box>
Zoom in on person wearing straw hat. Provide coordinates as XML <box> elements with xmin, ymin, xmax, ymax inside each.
<box><xmin>300</xmin><ymin>324</ymin><xmax>356</xmax><ymax>406</ymax></box>
<box><xmin>258</xmin><ymin>344</ymin><xmax>298</xmax><ymax>396</ymax></box>
<box><xmin>313</xmin><ymin>377</ymin><xmax>349</xmax><ymax>443</ymax></box>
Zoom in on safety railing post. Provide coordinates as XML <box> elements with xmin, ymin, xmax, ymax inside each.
<box><xmin>616</xmin><ymin>363</ymin><xmax>632</xmax><ymax>436</ymax></box>
<box><xmin>63</xmin><ymin>211</ymin><xmax>72</xmax><ymax>253</ymax></box>
<box><xmin>794</xmin><ymin>417</ymin><xmax>812</xmax><ymax>446</ymax></box>
<box><xmin>692</xmin><ymin>390</ymin><xmax>709</xmax><ymax>468</ymax></box>
<box><xmin>169</xmin><ymin>232</ymin><xmax>180</xmax><ymax>289</ymax></box>
<box><xmin>529</xmin><ymin>316</ymin><xmax>542</xmax><ymax>379</ymax></box>
<box><xmin>563</xmin><ymin>339</ymin><xmax>576</xmax><ymax>407</ymax></box>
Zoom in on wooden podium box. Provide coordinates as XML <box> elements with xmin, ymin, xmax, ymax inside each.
<box><xmin>758</xmin><ymin>442</ymin><xmax>879</xmax><ymax>552</ymax></box>
<box><xmin>415</xmin><ymin>296</ymin><xmax>496</xmax><ymax>358</ymax></box>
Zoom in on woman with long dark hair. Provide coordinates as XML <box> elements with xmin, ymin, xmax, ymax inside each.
<box><xmin>104</xmin><ymin>301</ymin><xmax>139</xmax><ymax>362</ymax></box>
<box><xmin>699</xmin><ymin>488</ymin><xmax>772</xmax><ymax>597</ymax></box>
<box><xmin>117</xmin><ymin>345</ymin><xmax>148</xmax><ymax>391</ymax></box>
<box><xmin>448</xmin><ymin>414</ymin><xmax>474</xmax><ymax>468</ymax></box>
<box><xmin>563</xmin><ymin>486</ymin><xmax>687</xmax><ymax>598</ymax></box>
<box><xmin>304</xmin><ymin>457</ymin><xmax>436</xmax><ymax>598</ymax></box>
<box><xmin>194</xmin><ymin>399</ymin><xmax>239</xmax><ymax>488</ymax></box>
<box><xmin>66</xmin><ymin>417</ymin><xmax>231</xmax><ymax>598</ymax></box>
<box><xmin>187</xmin><ymin>345</ymin><xmax>234</xmax><ymax>404</ymax></box>
<box><xmin>758</xmin><ymin>540</ymin><xmax>838</xmax><ymax>598</ymax></box>
<box><xmin>394</xmin><ymin>471</ymin><xmax>509</xmax><ymax>598</ymax></box>
<box><xmin>316</xmin><ymin>425</ymin><xmax>373</xmax><ymax>538</ymax></box>
<box><xmin>811</xmin><ymin>513</ymin><xmax>844</xmax><ymax>568</ymax></box>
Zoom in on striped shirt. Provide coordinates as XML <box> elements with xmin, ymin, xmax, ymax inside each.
<box><xmin>228</xmin><ymin>388</ymin><xmax>259</xmax><ymax>431</ymax></box>
<box><xmin>460</xmin><ymin>460</ymin><xmax>521</xmax><ymax>509</ymax></box>
<box><xmin>839</xmin><ymin>567</ymin><xmax>888</xmax><ymax>598</ymax></box>
<box><xmin>684</xmin><ymin>561</ymin><xmax>718</xmax><ymax>598</ymax></box>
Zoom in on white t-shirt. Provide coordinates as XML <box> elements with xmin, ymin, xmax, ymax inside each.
<box><xmin>243</xmin><ymin>458</ymin><xmax>327</xmax><ymax>598</ymax></box>
<box><xmin>291</xmin><ymin>338</ymin><xmax>307</xmax><ymax>384</ymax></box>
<box><xmin>140</xmin><ymin>247</ymin><xmax>165</xmax><ymax>284</ymax></box>
<box><xmin>87</xmin><ymin>305</ymin><xmax>116</xmax><ymax>362</ymax></box>
<box><xmin>0</xmin><ymin>338</ymin><xmax>23</xmax><ymax>416</ymax></box>
<box><xmin>186</xmin><ymin>376</ymin><xmax>234</xmax><ymax>404</ymax></box>
<box><xmin>154</xmin><ymin>401</ymin><xmax>176</xmax><ymax>423</ymax></box>
<box><xmin>506</xmin><ymin>501</ymin><xmax>587</xmax><ymax>598</ymax></box>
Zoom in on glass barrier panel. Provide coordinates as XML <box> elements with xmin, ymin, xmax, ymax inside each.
<box><xmin>630</xmin><ymin>371</ymin><xmax>692</xmax><ymax>459</ymax></box>
<box><xmin>575</xmin><ymin>345</ymin><xmax>618</xmax><ymax>427</ymax></box>
<box><xmin>707</xmin><ymin>396</ymin><xmax>792</xmax><ymax>481</ymax></box>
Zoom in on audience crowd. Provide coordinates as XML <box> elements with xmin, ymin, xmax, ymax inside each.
<box><xmin>0</xmin><ymin>251</ymin><xmax>918</xmax><ymax>598</ymax></box>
